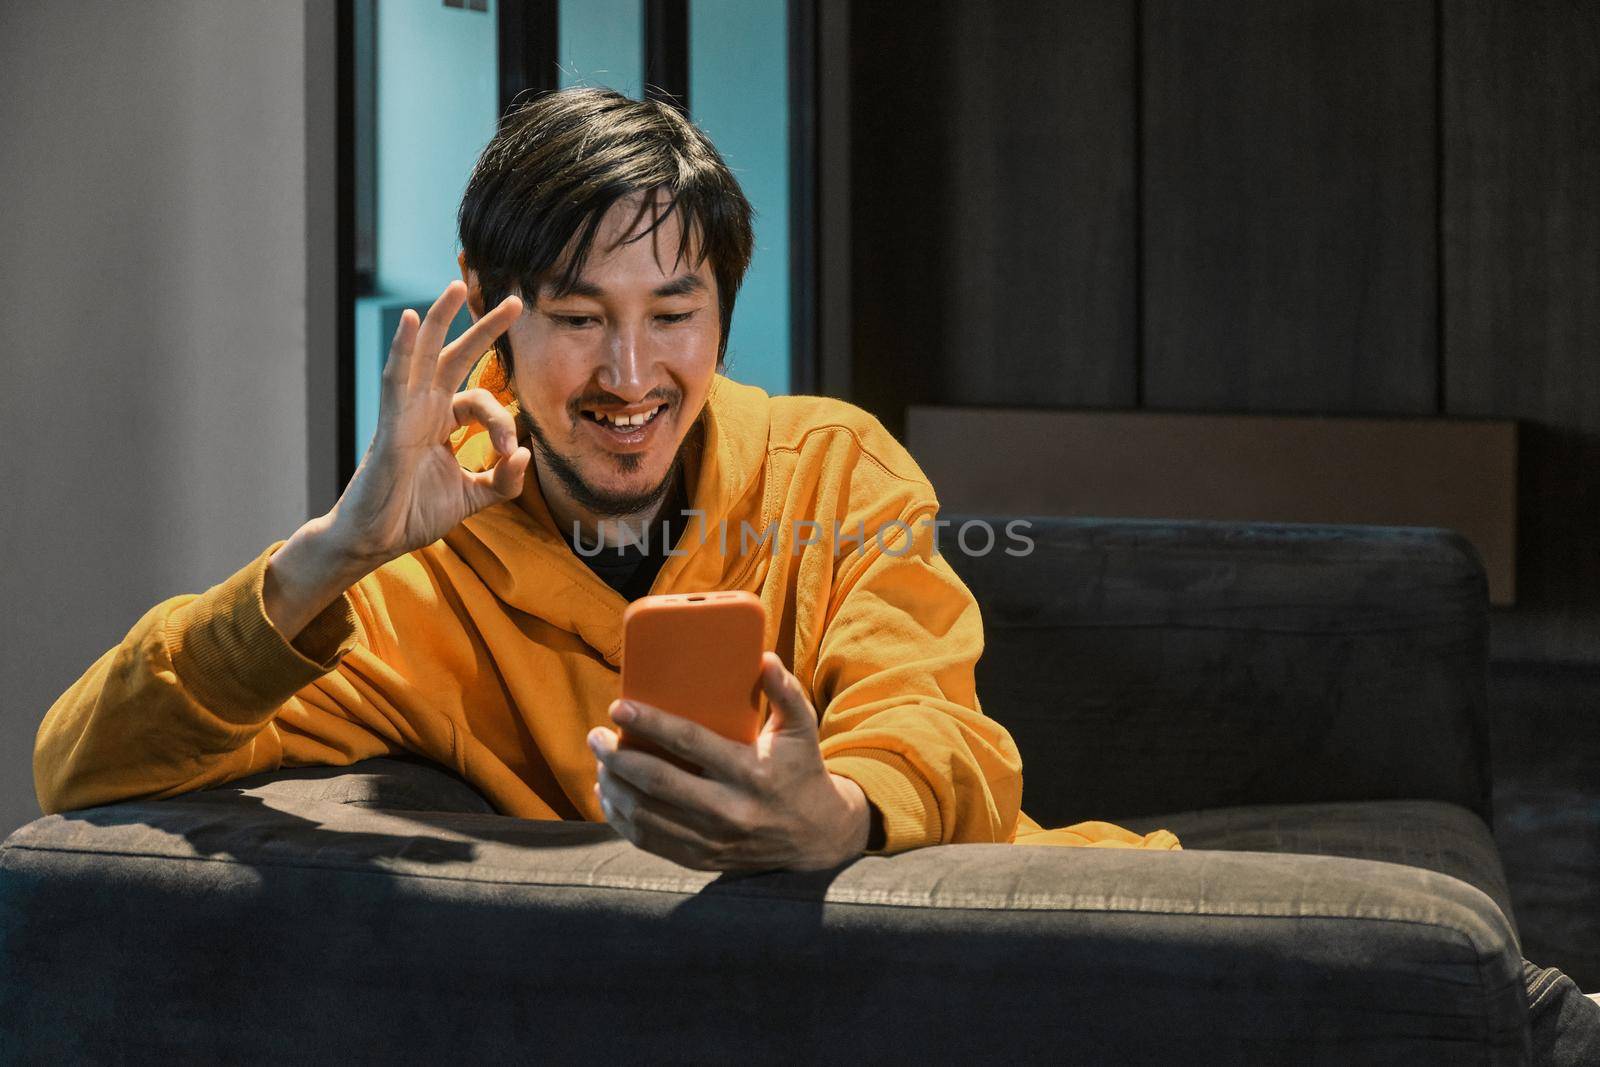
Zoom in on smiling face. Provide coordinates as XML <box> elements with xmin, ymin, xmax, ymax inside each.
<box><xmin>465</xmin><ymin>189</ymin><xmax>722</xmax><ymax>525</ymax></box>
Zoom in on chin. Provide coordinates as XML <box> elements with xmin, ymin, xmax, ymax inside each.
<box><xmin>521</xmin><ymin>397</ymin><xmax>696</xmax><ymax>516</ymax></box>
<box><xmin>561</xmin><ymin>442</ymin><xmax>681</xmax><ymax>516</ymax></box>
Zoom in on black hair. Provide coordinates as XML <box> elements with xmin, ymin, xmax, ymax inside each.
<box><xmin>458</xmin><ymin>87</ymin><xmax>756</xmax><ymax>375</ymax></box>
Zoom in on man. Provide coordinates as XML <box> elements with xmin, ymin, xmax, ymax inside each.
<box><xmin>33</xmin><ymin>86</ymin><xmax>1169</xmax><ymax>867</ymax></box>
<box><xmin>31</xmin><ymin>87</ymin><xmax>1597</xmax><ymax>1055</ymax></box>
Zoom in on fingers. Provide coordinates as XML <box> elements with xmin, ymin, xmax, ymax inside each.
<box><xmin>452</xmin><ymin>388</ymin><xmax>519</xmax><ymax>457</ymax></box>
<box><xmin>607</xmin><ymin>699</ymin><xmax>757</xmax><ymax>789</ymax></box>
<box><xmin>453</xmin><ymin>387</ymin><xmax>529</xmax><ymax>507</ymax></box>
<box><xmin>461</xmin><ymin>442</ymin><xmax>530</xmax><ymax>510</ymax></box>
<box><xmin>436</xmin><ymin>293</ymin><xmax>523</xmax><ymax>392</ymax></box>
<box><xmin>480</xmin><ymin>445</ymin><xmax>531</xmax><ymax>502</ymax></box>
<box><xmin>408</xmin><ymin>281</ymin><xmax>470</xmax><ymax>392</ymax></box>
<box><xmin>589</xmin><ymin>709</ymin><xmax>746</xmax><ymax>824</ymax></box>
<box><xmin>379</xmin><ymin>309</ymin><xmax>420</xmax><ymax>412</ymax></box>
<box><xmin>598</xmin><ymin>734</ymin><xmax>737</xmax><ymax>823</ymax></box>
<box><xmin>595</xmin><ymin>761</ymin><xmax>731</xmax><ymax>851</ymax></box>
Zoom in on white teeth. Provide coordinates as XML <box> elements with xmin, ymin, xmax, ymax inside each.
<box><xmin>596</xmin><ymin>405</ymin><xmax>662</xmax><ymax>428</ymax></box>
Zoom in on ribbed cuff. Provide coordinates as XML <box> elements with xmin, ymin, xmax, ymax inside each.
<box><xmin>162</xmin><ymin>540</ymin><xmax>361</xmax><ymax>724</ymax></box>
<box><xmin>824</xmin><ymin>750</ymin><xmax>943</xmax><ymax>855</ymax></box>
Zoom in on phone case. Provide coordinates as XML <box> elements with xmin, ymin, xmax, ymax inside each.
<box><xmin>618</xmin><ymin>591</ymin><xmax>767</xmax><ymax>775</ymax></box>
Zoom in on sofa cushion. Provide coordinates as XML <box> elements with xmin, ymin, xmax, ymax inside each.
<box><xmin>180</xmin><ymin>761</ymin><xmax>1523</xmax><ymax>946</ymax></box>
<box><xmin>1110</xmin><ymin>798</ymin><xmax>1518</xmax><ymax>944</ymax></box>
<box><xmin>944</xmin><ymin>518</ymin><xmax>1493</xmax><ymax>825</ymax></box>
<box><xmin>0</xmin><ymin>788</ymin><xmax>1527</xmax><ymax>1064</ymax></box>
<box><xmin>200</xmin><ymin>760</ymin><xmax>1521</xmax><ymax>946</ymax></box>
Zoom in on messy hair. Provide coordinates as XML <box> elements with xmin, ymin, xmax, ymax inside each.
<box><xmin>458</xmin><ymin>87</ymin><xmax>756</xmax><ymax>375</ymax></box>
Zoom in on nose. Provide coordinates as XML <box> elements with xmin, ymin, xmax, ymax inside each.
<box><xmin>596</xmin><ymin>323</ymin><xmax>650</xmax><ymax>401</ymax></box>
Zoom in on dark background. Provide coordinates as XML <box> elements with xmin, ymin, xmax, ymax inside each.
<box><xmin>845</xmin><ymin>0</ymin><xmax>1599</xmax><ymax>985</ymax></box>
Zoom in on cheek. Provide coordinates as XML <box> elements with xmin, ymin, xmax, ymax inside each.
<box><xmin>511</xmin><ymin>336</ymin><xmax>588</xmax><ymax>411</ymax></box>
<box><xmin>664</xmin><ymin>319</ymin><xmax>722</xmax><ymax>375</ymax></box>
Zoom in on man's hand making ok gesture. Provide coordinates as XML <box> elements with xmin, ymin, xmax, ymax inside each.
<box><xmin>327</xmin><ymin>280</ymin><xmax>527</xmax><ymax>569</ymax></box>
<box><xmin>262</xmin><ymin>280</ymin><xmax>527</xmax><ymax>645</ymax></box>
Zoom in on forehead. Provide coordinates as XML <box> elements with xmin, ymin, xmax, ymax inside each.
<box><xmin>540</xmin><ymin>191</ymin><xmax>710</xmax><ymax>298</ymax></box>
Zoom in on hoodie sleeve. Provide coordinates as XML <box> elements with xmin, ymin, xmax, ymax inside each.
<box><xmin>814</xmin><ymin>503</ymin><xmax>1024</xmax><ymax>855</ymax></box>
<box><xmin>33</xmin><ymin>540</ymin><xmax>402</xmax><ymax>815</ymax></box>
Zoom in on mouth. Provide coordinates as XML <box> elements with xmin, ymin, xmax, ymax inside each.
<box><xmin>578</xmin><ymin>402</ymin><xmax>670</xmax><ymax>451</ymax></box>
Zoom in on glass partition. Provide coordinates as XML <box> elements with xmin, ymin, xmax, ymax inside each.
<box><xmin>350</xmin><ymin>0</ymin><xmax>796</xmax><ymax>473</ymax></box>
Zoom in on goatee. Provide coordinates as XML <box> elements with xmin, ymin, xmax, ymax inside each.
<box><xmin>513</xmin><ymin>401</ymin><xmax>703</xmax><ymax>519</ymax></box>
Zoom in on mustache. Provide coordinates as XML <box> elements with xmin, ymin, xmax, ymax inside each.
<box><xmin>567</xmin><ymin>386</ymin><xmax>680</xmax><ymax>415</ymax></box>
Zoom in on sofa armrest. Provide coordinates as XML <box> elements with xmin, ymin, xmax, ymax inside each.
<box><xmin>198</xmin><ymin>753</ymin><xmax>501</xmax><ymax>814</ymax></box>
<box><xmin>943</xmin><ymin>516</ymin><xmax>1493</xmax><ymax>825</ymax></box>
<box><xmin>1</xmin><ymin>781</ymin><xmax>1527</xmax><ymax>1064</ymax></box>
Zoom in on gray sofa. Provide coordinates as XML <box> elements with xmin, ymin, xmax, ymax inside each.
<box><xmin>0</xmin><ymin>518</ymin><xmax>1528</xmax><ymax>1064</ymax></box>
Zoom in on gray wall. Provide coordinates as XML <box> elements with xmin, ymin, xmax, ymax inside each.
<box><xmin>0</xmin><ymin>1</ymin><xmax>337</xmax><ymax>836</ymax></box>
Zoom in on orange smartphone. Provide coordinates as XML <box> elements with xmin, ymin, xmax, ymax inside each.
<box><xmin>619</xmin><ymin>591</ymin><xmax>767</xmax><ymax>776</ymax></box>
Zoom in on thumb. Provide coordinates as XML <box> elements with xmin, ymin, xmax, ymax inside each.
<box><xmin>759</xmin><ymin>652</ymin><xmax>818</xmax><ymax>740</ymax></box>
<box><xmin>467</xmin><ymin>445</ymin><xmax>529</xmax><ymax>508</ymax></box>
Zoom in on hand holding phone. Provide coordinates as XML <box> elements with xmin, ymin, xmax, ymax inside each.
<box><xmin>598</xmin><ymin>598</ymin><xmax>878</xmax><ymax>871</ymax></box>
<box><xmin>618</xmin><ymin>591</ymin><xmax>767</xmax><ymax>775</ymax></box>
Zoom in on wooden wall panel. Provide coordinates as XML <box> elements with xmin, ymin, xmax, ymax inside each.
<box><xmin>848</xmin><ymin>0</ymin><xmax>1136</xmax><ymax>434</ymax></box>
<box><xmin>848</xmin><ymin>0</ymin><xmax>950</xmax><ymax>437</ymax></box>
<box><xmin>937</xmin><ymin>0</ymin><xmax>1137</xmax><ymax>408</ymax></box>
<box><xmin>1443</xmin><ymin>0</ymin><xmax>1600</xmax><ymax>662</ymax></box>
<box><xmin>1142</xmin><ymin>0</ymin><xmax>1438</xmax><ymax>414</ymax></box>
<box><xmin>908</xmin><ymin>406</ymin><xmax>1518</xmax><ymax>605</ymax></box>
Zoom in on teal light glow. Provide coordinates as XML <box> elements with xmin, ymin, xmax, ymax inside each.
<box><xmin>558</xmin><ymin>0</ymin><xmax>644</xmax><ymax>97</ymax></box>
<box><xmin>357</xmin><ymin>0</ymin><xmax>498</xmax><ymax>468</ymax></box>
<box><xmin>353</xmin><ymin>0</ymin><xmax>796</xmax><ymax>471</ymax></box>
<box><xmin>689</xmin><ymin>0</ymin><xmax>791</xmax><ymax>396</ymax></box>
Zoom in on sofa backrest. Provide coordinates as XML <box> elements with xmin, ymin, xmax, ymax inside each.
<box><xmin>940</xmin><ymin>516</ymin><xmax>1492</xmax><ymax>825</ymax></box>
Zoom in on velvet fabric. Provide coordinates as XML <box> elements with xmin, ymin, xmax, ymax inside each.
<box><xmin>0</xmin><ymin>759</ymin><xmax>1524</xmax><ymax>1064</ymax></box>
<box><xmin>944</xmin><ymin>516</ymin><xmax>1493</xmax><ymax>826</ymax></box>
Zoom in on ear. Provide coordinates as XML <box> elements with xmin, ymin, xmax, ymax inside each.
<box><xmin>457</xmin><ymin>251</ymin><xmax>486</xmax><ymax>320</ymax></box>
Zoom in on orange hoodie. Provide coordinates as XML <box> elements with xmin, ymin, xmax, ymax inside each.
<box><xmin>33</xmin><ymin>351</ymin><xmax>1178</xmax><ymax>855</ymax></box>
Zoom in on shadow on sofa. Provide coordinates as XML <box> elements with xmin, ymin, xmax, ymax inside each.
<box><xmin>0</xmin><ymin>518</ymin><xmax>1531</xmax><ymax>1064</ymax></box>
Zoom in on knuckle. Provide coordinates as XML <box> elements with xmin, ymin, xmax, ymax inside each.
<box><xmin>721</xmin><ymin>805</ymin><xmax>756</xmax><ymax>837</ymax></box>
<box><xmin>747</xmin><ymin>762</ymin><xmax>775</xmax><ymax>794</ymax></box>
<box><xmin>663</xmin><ymin>719</ymin><xmax>694</xmax><ymax>755</ymax></box>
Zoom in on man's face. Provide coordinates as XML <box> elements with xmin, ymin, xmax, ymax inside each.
<box><xmin>485</xmin><ymin>190</ymin><xmax>722</xmax><ymax>518</ymax></box>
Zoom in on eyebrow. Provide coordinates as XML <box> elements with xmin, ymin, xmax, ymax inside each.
<box><xmin>544</xmin><ymin>274</ymin><xmax>707</xmax><ymax>301</ymax></box>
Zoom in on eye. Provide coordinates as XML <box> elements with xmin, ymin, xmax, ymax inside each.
<box><xmin>555</xmin><ymin>315</ymin><xmax>596</xmax><ymax>328</ymax></box>
<box><xmin>656</xmin><ymin>311</ymin><xmax>695</xmax><ymax>324</ymax></box>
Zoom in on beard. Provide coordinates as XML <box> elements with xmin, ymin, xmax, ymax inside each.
<box><xmin>512</xmin><ymin>393</ymin><xmax>704</xmax><ymax>519</ymax></box>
